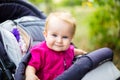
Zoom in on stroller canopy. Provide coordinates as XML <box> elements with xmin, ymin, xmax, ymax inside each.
<box><xmin>0</xmin><ymin>0</ymin><xmax>46</xmax><ymax>23</ymax></box>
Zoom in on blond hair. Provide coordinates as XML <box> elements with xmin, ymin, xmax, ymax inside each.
<box><xmin>45</xmin><ymin>11</ymin><xmax>76</xmax><ymax>36</ymax></box>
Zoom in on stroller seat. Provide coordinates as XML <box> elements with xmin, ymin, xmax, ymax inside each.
<box><xmin>0</xmin><ymin>0</ymin><xmax>120</xmax><ymax>80</ymax></box>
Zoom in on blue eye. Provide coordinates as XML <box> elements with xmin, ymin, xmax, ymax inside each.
<box><xmin>52</xmin><ymin>34</ymin><xmax>57</xmax><ymax>37</ymax></box>
<box><xmin>62</xmin><ymin>36</ymin><xmax>68</xmax><ymax>39</ymax></box>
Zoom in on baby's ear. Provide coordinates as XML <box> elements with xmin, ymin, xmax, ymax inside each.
<box><xmin>43</xmin><ymin>31</ymin><xmax>47</xmax><ymax>38</ymax></box>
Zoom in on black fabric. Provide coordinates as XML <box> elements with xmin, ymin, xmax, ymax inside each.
<box><xmin>0</xmin><ymin>32</ymin><xmax>4</xmax><ymax>46</ymax></box>
<box><xmin>14</xmin><ymin>52</ymin><xmax>31</xmax><ymax>80</ymax></box>
<box><xmin>0</xmin><ymin>40</ymin><xmax>14</xmax><ymax>80</ymax></box>
<box><xmin>0</xmin><ymin>68</ymin><xmax>2</xmax><ymax>80</ymax></box>
<box><xmin>0</xmin><ymin>0</ymin><xmax>46</xmax><ymax>23</ymax></box>
<box><xmin>86</xmin><ymin>47</ymin><xmax>113</xmax><ymax>69</ymax></box>
<box><xmin>0</xmin><ymin>32</ymin><xmax>16</xmax><ymax>74</ymax></box>
<box><xmin>117</xmin><ymin>77</ymin><xmax>120</xmax><ymax>80</ymax></box>
<box><xmin>0</xmin><ymin>33</ymin><xmax>11</xmax><ymax>66</ymax></box>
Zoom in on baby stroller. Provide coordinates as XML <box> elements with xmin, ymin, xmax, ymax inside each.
<box><xmin>0</xmin><ymin>0</ymin><xmax>46</xmax><ymax>80</ymax></box>
<box><xmin>0</xmin><ymin>0</ymin><xmax>120</xmax><ymax>80</ymax></box>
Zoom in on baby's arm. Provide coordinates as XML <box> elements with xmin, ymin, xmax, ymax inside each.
<box><xmin>25</xmin><ymin>65</ymin><xmax>40</xmax><ymax>80</ymax></box>
<box><xmin>74</xmin><ymin>48</ymin><xmax>87</xmax><ymax>56</ymax></box>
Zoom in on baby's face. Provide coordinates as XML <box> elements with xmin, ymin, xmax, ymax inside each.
<box><xmin>44</xmin><ymin>17</ymin><xmax>74</xmax><ymax>52</ymax></box>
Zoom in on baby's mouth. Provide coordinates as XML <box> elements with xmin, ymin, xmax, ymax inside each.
<box><xmin>55</xmin><ymin>44</ymin><xmax>63</xmax><ymax>47</ymax></box>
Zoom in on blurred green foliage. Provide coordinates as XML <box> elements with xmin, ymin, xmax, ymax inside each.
<box><xmin>55</xmin><ymin>0</ymin><xmax>83</xmax><ymax>6</ymax></box>
<box><xmin>29</xmin><ymin>0</ymin><xmax>83</xmax><ymax>6</ymax></box>
<box><xmin>29</xmin><ymin>0</ymin><xmax>43</xmax><ymax>5</ymax></box>
<box><xmin>29</xmin><ymin>0</ymin><xmax>90</xmax><ymax>14</ymax></box>
<box><xmin>88</xmin><ymin>0</ymin><xmax>120</xmax><ymax>69</ymax></box>
<box><xmin>89</xmin><ymin>0</ymin><xmax>120</xmax><ymax>49</ymax></box>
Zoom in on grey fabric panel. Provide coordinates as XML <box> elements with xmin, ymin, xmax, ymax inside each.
<box><xmin>82</xmin><ymin>61</ymin><xmax>120</xmax><ymax>80</ymax></box>
<box><xmin>20</xmin><ymin>21</ymin><xmax>45</xmax><ymax>41</ymax></box>
<box><xmin>15</xmin><ymin>16</ymin><xmax>45</xmax><ymax>43</ymax></box>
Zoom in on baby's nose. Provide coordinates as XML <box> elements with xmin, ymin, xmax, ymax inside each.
<box><xmin>56</xmin><ymin>37</ymin><xmax>62</xmax><ymax>42</ymax></box>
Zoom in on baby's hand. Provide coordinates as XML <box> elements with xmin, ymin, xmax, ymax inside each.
<box><xmin>74</xmin><ymin>48</ymin><xmax>87</xmax><ymax>56</ymax></box>
<box><xmin>25</xmin><ymin>74</ymin><xmax>40</xmax><ymax>80</ymax></box>
<box><xmin>78</xmin><ymin>49</ymin><xmax>87</xmax><ymax>54</ymax></box>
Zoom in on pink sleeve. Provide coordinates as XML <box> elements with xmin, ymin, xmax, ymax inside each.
<box><xmin>70</xmin><ymin>45</ymin><xmax>75</xmax><ymax>56</ymax></box>
<box><xmin>28</xmin><ymin>46</ymin><xmax>45</xmax><ymax>71</ymax></box>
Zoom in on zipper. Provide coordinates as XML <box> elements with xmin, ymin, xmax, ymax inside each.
<box><xmin>64</xmin><ymin>58</ymin><xmax>67</xmax><ymax>70</ymax></box>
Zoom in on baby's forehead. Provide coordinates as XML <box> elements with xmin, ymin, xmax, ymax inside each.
<box><xmin>47</xmin><ymin>24</ymin><xmax>74</xmax><ymax>35</ymax></box>
<box><xmin>48</xmin><ymin>28</ymin><xmax>73</xmax><ymax>37</ymax></box>
<box><xmin>48</xmin><ymin>16</ymin><xmax>71</xmax><ymax>27</ymax></box>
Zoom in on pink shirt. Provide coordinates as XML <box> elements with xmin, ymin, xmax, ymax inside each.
<box><xmin>28</xmin><ymin>41</ymin><xmax>74</xmax><ymax>80</ymax></box>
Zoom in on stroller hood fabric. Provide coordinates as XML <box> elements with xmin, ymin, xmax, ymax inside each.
<box><xmin>0</xmin><ymin>0</ymin><xmax>46</xmax><ymax>23</ymax></box>
<box><xmin>0</xmin><ymin>26</ymin><xmax>22</xmax><ymax>67</ymax></box>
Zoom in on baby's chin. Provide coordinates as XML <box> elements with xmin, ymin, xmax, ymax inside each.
<box><xmin>52</xmin><ymin>47</ymin><xmax>68</xmax><ymax>52</ymax></box>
